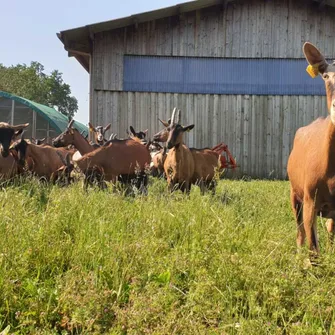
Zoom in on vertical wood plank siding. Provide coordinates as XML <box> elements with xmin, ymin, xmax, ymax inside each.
<box><xmin>91</xmin><ymin>0</ymin><xmax>335</xmax><ymax>179</ymax></box>
<box><xmin>93</xmin><ymin>91</ymin><xmax>327</xmax><ymax>179</ymax></box>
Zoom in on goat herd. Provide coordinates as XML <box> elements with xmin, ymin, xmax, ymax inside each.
<box><xmin>0</xmin><ymin>108</ymin><xmax>227</xmax><ymax>195</ymax></box>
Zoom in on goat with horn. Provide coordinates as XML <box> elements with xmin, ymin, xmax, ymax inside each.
<box><xmin>163</xmin><ymin>108</ymin><xmax>195</xmax><ymax>193</ymax></box>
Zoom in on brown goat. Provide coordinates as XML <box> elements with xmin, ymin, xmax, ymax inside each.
<box><xmin>287</xmin><ymin>42</ymin><xmax>335</xmax><ymax>255</ymax></box>
<box><xmin>190</xmin><ymin>148</ymin><xmax>220</xmax><ymax>195</ymax></box>
<box><xmin>75</xmin><ymin>138</ymin><xmax>151</xmax><ymax>190</ymax></box>
<box><xmin>154</xmin><ymin>116</ymin><xmax>220</xmax><ymax>193</ymax></box>
<box><xmin>53</xmin><ymin>120</ymin><xmax>95</xmax><ymax>160</ymax></box>
<box><xmin>164</xmin><ymin>108</ymin><xmax>195</xmax><ymax>193</ymax></box>
<box><xmin>14</xmin><ymin>138</ymin><xmax>72</xmax><ymax>181</ymax></box>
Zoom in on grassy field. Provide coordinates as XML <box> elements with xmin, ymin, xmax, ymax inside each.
<box><xmin>1</xmin><ymin>178</ymin><xmax>335</xmax><ymax>334</ymax></box>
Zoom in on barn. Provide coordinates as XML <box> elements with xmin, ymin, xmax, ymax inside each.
<box><xmin>0</xmin><ymin>91</ymin><xmax>88</xmax><ymax>141</ymax></box>
<box><xmin>58</xmin><ymin>0</ymin><xmax>335</xmax><ymax>179</ymax></box>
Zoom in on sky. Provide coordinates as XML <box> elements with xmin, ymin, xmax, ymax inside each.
<box><xmin>1</xmin><ymin>0</ymin><xmax>189</xmax><ymax>125</ymax></box>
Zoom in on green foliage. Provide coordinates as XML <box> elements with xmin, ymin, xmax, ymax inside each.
<box><xmin>0</xmin><ymin>62</ymin><xmax>78</xmax><ymax>118</ymax></box>
<box><xmin>0</xmin><ymin>179</ymin><xmax>335</xmax><ymax>334</ymax></box>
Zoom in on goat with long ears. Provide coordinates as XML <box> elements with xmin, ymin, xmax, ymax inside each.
<box><xmin>288</xmin><ymin>42</ymin><xmax>335</xmax><ymax>256</ymax></box>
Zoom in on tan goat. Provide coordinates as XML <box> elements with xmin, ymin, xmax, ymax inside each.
<box><xmin>154</xmin><ymin>115</ymin><xmax>219</xmax><ymax>193</ymax></box>
<box><xmin>164</xmin><ymin>108</ymin><xmax>195</xmax><ymax>193</ymax></box>
<box><xmin>287</xmin><ymin>42</ymin><xmax>335</xmax><ymax>255</ymax></box>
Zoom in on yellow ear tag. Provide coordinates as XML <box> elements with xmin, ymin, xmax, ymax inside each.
<box><xmin>306</xmin><ymin>64</ymin><xmax>320</xmax><ymax>78</ymax></box>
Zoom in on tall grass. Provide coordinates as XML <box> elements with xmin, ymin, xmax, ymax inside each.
<box><xmin>0</xmin><ymin>178</ymin><xmax>335</xmax><ymax>334</ymax></box>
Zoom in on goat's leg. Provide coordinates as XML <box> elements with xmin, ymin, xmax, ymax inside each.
<box><xmin>184</xmin><ymin>181</ymin><xmax>191</xmax><ymax>195</ymax></box>
<box><xmin>303</xmin><ymin>200</ymin><xmax>319</xmax><ymax>254</ymax></box>
<box><xmin>326</xmin><ymin>219</ymin><xmax>335</xmax><ymax>246</ymax></box>
<box><xmin>290</xmin><ymin>188</ymin><xmax>304</xmax><ymax>248</ymax></box>
<box><xmin>198</xmin><ymin>180</ymin><xmax>205</xmax><ymax>195</ymax></box>
<box><xmin>208</xmin><ymin>179</ymin><xmax>217</xmax><ymax>195</ymax></box>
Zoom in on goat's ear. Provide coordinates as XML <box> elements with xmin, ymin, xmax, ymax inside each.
<box><xmin>303</xmin><ymin>42</ymin><xmax>328</xmax><ymax>75</ymax></box>
<box><xmin>183</xmin><ymin>124</ymin><xmax>194</xmax><ymax>132</ymax></box>
<box><xmin>129</xmin><ymin>126</ymin><xmax>136</xmax><ymax>136</ymax></box>
<box><xmin>143</xmin><ymin>129</ymin><xmax>148</xmax><ymax>134</ymax></box>
<box><xmin>158</xmin><ymin>119</ymin><xmax>170</xmax><ymax>128</ymax></box>
<box><xmin>15</xmin><ymin>128</ymin><xmax>24</xmax><ymax>136</ymax></box>
<box><xmin>104</xmin><ymin>123</ymin><xmax>111</xmax><ymax>132</ymax></box>
<box><xmin>40</xmin><ymin>137</ymin><xmax>46</xmax><ymax>143</ymax></box>
<box><xmin>88</xmin><ymin>122</ymin><xmax>96</xmax><ymax>132</ymax></box>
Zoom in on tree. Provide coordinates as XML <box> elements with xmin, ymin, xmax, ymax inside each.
<box><xmin>0</xmin><ymin>62</ymin><xmax>78</xmax><ymax>118</ymax></box>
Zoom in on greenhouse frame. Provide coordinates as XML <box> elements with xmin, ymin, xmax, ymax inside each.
<box><xmin>0</xmin><ymin>91</ymin><xmax>88</xmax><ymax>142</ymax></box>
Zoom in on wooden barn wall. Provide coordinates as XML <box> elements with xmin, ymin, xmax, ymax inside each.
<box><xmin>90</xmin><ymin>0</ymin><xmax>334</xmax><ymax>179</ymax></box>
<box><xmin>93</xmin><ymin>91</ymin><xmax>327</xmax><ymax>179</ymax></box>
<box><xmin>92</xmin><ymin>0</ymin><xmax>335</xmax><ymax>91</ymax></box>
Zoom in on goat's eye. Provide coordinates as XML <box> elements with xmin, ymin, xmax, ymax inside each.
<box><xmin>323</xmin><ymin>73</ymin><xmax>329</xmax><ymax>80</ymax></box>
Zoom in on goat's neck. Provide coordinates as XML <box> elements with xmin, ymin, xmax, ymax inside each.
<box><xmin>172</xmin><ymin>142</ymin><xmax>185</xmax><ymax>157</ymax></box>
<box><xmin>73</xmin><ymin>131</ymin><xmax>94</xmax><ymax>155</ymax></box>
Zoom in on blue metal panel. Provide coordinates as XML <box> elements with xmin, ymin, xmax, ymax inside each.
<box><xmin>123</xmin><ymin>56</ymin><xmax>325</xmax><ymax>95</ymax></box>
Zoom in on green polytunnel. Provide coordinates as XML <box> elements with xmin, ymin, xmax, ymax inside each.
<box><xmin>0</xmin><ymin>90</ymin><xmax>88</xmax><ymax>141</ymax></box>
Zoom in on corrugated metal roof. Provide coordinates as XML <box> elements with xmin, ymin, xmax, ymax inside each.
<box><xmin>0</xmin><ymin>91</ymin><xmax>88</xmax><ymax>136</ymax></box>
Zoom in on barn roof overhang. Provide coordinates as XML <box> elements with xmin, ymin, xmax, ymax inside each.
<box><xmin>58</xmin><ymin>0</ymin><xmax>335</xmax><ymax>72</ymax></box>
<box><xmin>57</xmin><ymin>0</ymin><xmax>234</xmax><ymax>72</ymax></box>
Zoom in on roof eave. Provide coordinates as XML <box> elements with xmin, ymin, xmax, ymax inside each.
<box><xmin>57</xmin><ymin>0</ymin><xmax>227</xmax><ymax>72</ymax></box>
<box><xmin>57</xmin><ymin>32</ymin><xmax>90</xmax><ymax>73</ymax></box>
<box><xmin>58</xmin><ymin>0</ymin><xmax>335</xmax><ymax>72</ymax></box>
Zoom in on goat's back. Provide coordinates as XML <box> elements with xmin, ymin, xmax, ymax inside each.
<box><xmin>76</xmin><ymin>139</ymin><xmax>151</xmax><ymax>179</ymax></box>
